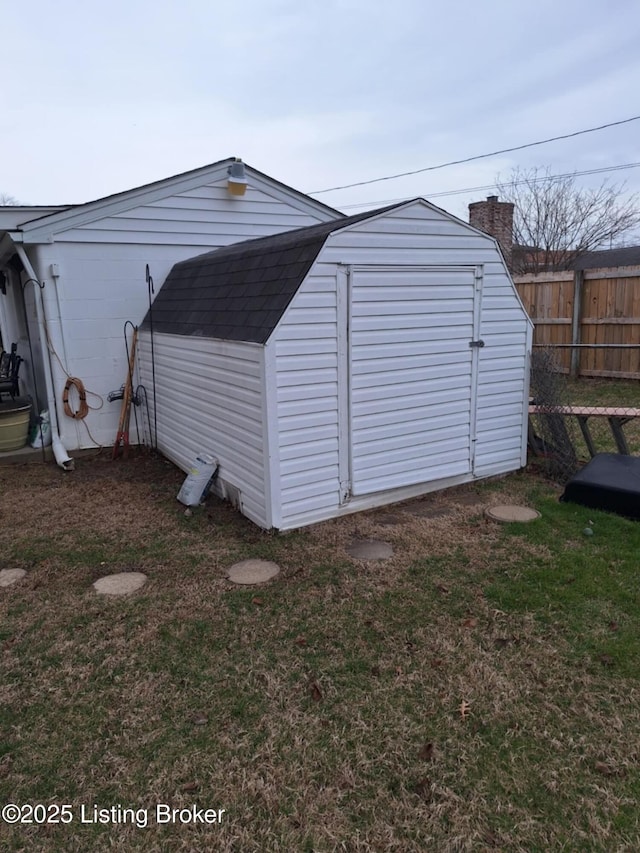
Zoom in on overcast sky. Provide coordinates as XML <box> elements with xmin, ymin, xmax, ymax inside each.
<box><xmin>3</xmin><ymin>0</ymin><xmax>640</xmax><ymax>221</ymax></box>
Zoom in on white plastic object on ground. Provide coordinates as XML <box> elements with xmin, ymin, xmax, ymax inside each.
<box><xmin>30</xmin><ymin>410</ymin><xmax>52</xmax><ymax>448</ymax></box>
<box><xmin>177</xmin><ymin>454</ymin><xmax>219</xmax><ymax>506</ymax></box>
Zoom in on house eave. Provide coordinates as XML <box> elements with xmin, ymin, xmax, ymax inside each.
<box><xmin>0</xmin><ymin>232</ymin><xmax>24</xmax><ymax>264</ymax></box>
<box><xmin>18</xmin><ymin>159</ymin><xmax>343</xmax><ymax>243</ymax></box>
<box><xmin>0</xmin><ymin>206</ymin><xmax>69</xmax><ymax>232</ymax></box>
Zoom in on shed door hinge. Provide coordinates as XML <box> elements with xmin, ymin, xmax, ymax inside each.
<box><xmin>469</xmin><ymin>339</ymin><xmax>485</xmax><ymax>348</ymax></box>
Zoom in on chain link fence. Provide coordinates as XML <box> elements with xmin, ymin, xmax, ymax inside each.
<box><xmin>528</xmin><ymin>345</ymin><xmax>640</xmax><ymax>482</ymax></box>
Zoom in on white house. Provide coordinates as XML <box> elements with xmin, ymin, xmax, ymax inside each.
<box><xmin>0</xmin><ymin>159</ymin><xmax>341</xmax><ymax>467</ymax></box>
<box><xmin>137</xmin><ymin>199</ymin><xmax>533</xmax><ymax>530</ymax></box>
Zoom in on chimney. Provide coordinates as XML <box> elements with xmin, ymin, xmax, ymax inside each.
<box><xmin>469</xmin><ymin>195</ymin><xmax>514</xmax><ymax>270</ymax></box>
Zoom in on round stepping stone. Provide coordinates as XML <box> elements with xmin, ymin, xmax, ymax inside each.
<box><xmin>0</xmin><ymin>568</ymin><xmax>27</xmax><ymax>587</ymax></box>
<box><xmin>485</xmin><ymin>505</ymin><xmax>540</xmax><ymax>523</ymax></box>
<box><xmin>347</xmin><ymin>539</ymin><xmax>394</xmax><ymax>560</ymax></box>
<box><xmin>93</xmin><ymin>572</ymin><xmax>147</xmax><ymax>596</ymax></box>
<box><xmin>227</xmin><ymin>559</ymin><xmax>280</xmax><ymax>585</ymax></box>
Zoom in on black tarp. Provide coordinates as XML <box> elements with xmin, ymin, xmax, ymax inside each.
<box><xmin>560</xmin><ymin>453</ymin><xmax>640</xmax><ymax>520</ymax></box>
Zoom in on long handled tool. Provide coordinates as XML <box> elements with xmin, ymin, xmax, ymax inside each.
<box><xmin>146</xmin><ymin>264</ymin><xmax>158</xmax><ymax>452</ymax></box>
<box><xmin>113</xmin><ymin>326</ymin><xmax>138</xmax><ymax>459</ymax></box>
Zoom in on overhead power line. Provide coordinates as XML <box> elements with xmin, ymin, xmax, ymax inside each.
<box><xmin>309</xmin><ymin>114</ymin><xmax>640</xmax><ymax>195</ymax></box>
<box><xmin>339</xmin><ymin>161</ymin><xmax>640</xmax><ymax>211</ymax></box>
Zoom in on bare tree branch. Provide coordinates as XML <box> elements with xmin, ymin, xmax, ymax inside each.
<box><xmin>496</xmin><ymin>167</ymin><xmax>640</xmax><ymax>273</ymax></box>
<box><xmin>0</xmin><ymin>193</ymin><xmax>20</xmax><ymax>206</ymax></box>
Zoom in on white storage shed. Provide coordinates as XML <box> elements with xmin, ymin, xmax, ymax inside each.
<box><xmin>138</xmin><ymin>198</ymin><xmax>533</xmax><ymax>530</ymax></box>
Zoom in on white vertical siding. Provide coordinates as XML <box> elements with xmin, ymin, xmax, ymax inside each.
<box><xmin>273</xmin><ymin>201</ymin><xmax>531</xmax><ymax>530</ymax></box>
<box><xmin>274</xmin><ymin>270</ymin><xmax>341</xmax><ymax>528</ymax></box>
<box><xmin>262</xmin><ymin>342</ymin><xmax>282</xmax><ymax>529</ymax></box>
<box><xmin>350</xmin><ymin>267</ymin><xmax>475</xmax><ymax>495</ymax></box>
<box><xmin>473</xmin><ymin>273</ymin><xmax>532</xmax><ymax>475</ymax></box>
<box><xmin>137</xmin><ymin>332</ymin><xmax>269</xmax><ymax>529</ymax></box>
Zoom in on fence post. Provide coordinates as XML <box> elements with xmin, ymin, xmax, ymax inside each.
<box><xmin>570</xmin><ymin>270</ymin><xmax>583</xmax><ymax>378</ymax></box>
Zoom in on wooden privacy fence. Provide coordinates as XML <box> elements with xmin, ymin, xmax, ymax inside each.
<box><xmin>514</xmin><ymin>266</ymin><xmax>640</xmax><ymax>379</ymax></box>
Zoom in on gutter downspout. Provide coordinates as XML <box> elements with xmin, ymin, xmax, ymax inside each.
<box><xmin>14</xmin><ymin>245</ymin><xmax>74</xmax><ymax>471</ymax></box>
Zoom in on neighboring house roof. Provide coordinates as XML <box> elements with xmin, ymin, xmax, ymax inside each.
<box><xmin>16</xmin><ymin>158</ymin><xmax>342</xmax><ymax>243</ymax></box>
<box><xmin>140</xmin><ymin>201</ymin><xmax>407</xmax><ymax>344</ymax></box>
<box><xmin>512</xmin><ymin>243</ymin><xmax>640</xmax><ymax>273</ymax></box>
<box><xmin>572</xmin><ymin>245</ymin><xmax>640</xmax><ymax>270</ymax></box>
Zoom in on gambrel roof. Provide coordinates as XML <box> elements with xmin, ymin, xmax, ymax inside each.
<box><xmin>140</xmin><ymin>202</ymin><xmax>406</xmax><ymax>343</ymax></box>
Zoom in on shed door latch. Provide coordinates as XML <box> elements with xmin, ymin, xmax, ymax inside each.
<box><xmin>469</xmin><ymin>339</ymin><xmax>485</xmax><ymax>348</ymax></box>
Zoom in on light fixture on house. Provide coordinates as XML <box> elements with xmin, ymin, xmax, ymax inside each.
<box><xmin>227</xmin><ymin>158</ymin><xmax>248</xmax><ymax>196</ymax></box>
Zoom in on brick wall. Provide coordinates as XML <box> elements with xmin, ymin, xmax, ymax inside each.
<box><xmin>468</xmin><ymin>195</ymin><xmax>514</xmax><ymax>271</ymax></box>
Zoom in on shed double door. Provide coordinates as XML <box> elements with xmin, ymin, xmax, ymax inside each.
<box><xmin>348</xmin><ymin>266</ymin><xmax>480</xmax><ymax>497</ymax></box>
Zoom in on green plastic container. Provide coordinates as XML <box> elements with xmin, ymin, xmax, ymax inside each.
<box><xmin>0</xmin><ymin>398</ymin><xmax>32</xmax><ymax>452</ymax></box>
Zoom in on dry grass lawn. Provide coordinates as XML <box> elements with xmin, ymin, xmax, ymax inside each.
<box><xmin>1</xmin><ymin>452</ymin><xmax>639</xmax><ymax>852</ymax></box>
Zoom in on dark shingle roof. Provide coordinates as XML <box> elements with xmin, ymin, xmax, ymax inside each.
<box><xmin>141</xmin><ymin>202</ymin><xmax>406</xmax><ymax>343</ymax></box>
<box><xmin>572</xmin><ymin>245</ymin><xmax>640</xmax><ymax>270</ymax></box>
